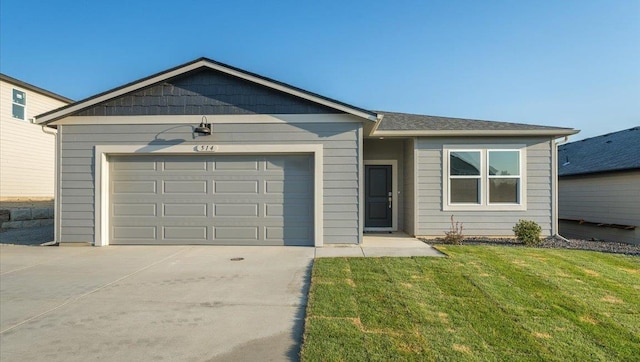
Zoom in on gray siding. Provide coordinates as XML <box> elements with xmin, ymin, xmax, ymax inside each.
<box><xmin>559</xmin><ymin>171</ymin><xmax>639</xmax><ymax>244</ymax></box>
<box><xmin>59</xmin><ymin>121</ymin><xmax>361</xmax><ymax>244</ymax></box>
<box><xmin>415</xmin><ymin>137</ymin><xmax>553</xmax><ymax>237</ymax></box>
<box><xmin>403</xmin><ymin>138</ymin><xmax>415</xmax><ymax>235</ymax></box>
<box><xmin>75</xmin><ymin>69</ymin><xmax>338</xmax><ymax>117</ymax></box>
<box><xmin>363</xmin><ymin>139</ymin><xmax>404</xmax><ymax>229</ymax></box>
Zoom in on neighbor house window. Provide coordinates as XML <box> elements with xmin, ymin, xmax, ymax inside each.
<box><xmin>445</xmin><ymin>146</ymin><xmax>525</xmax><ymax>210</ymax></box>
<box><xmin>12</xmin><ymin>89</ymin><xmax>26</xmax><ymax>120</ymax></box>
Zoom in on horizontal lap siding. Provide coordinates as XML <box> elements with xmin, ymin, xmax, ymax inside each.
<box><xmin>59</xmin><ymin>121</ymin><xmax>361</xmax><ymax>244</ymax></box>
<box><xmin>0</xmin><ymin>80</ymin><xmax>69</xmax><ymax>198</ymax></box>
<box><xmin>415</xmin><ymin>137</ymin><xmax>553</xmax><ymax>237</ymax></box>
<box><xmin>404</xmin><ymin>139</ymin><xmax>415</xmax><ymax>235</ymax></box>
<box><xmin>559</xmin><ymin>172</ymin><xmax>640</xmax><ymax>224</ymax></box>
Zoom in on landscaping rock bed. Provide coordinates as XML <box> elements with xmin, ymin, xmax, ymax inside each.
<box><xmin>427</xmin><ymin>236</ymin><xmax>640</xmax><ymax>256</ymax></box>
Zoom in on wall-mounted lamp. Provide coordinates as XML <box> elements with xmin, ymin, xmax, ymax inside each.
<box><xmin>194</xmin><ymin>116</ymin><xmax>212</xmax><ymax>135</ymax></box>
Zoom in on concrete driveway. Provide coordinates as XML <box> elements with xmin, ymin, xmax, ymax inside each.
<box><xmin>0</xmin><ymin>244</ymin><xmax>314</xmax><ymax>361</ymax></box>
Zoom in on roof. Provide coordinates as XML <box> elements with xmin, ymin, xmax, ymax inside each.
<box><xmin>35</xmin><ymin>57</ymin><xmax>378</xmax><ymax>124</ymax></box>
<box><xmin>0</xmin><ymin>73</ymin><xmax>73</xmax><ymax>104</ymax></box>
<box><xmin>373</xmin><ymin>111</ymin><xmax>578</xmax><ymax>137</ymax></box>
<box><xmin>558</xmin><ymin>126</ymin><xmax>640</xmax><ymax>176</ymax></box>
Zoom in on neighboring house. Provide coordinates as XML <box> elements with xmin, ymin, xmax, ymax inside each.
<box><xmin>558</xmin><ymin>127</ymin><xmax>640</xmax><ymax>245</ymax></box>
<box><xmin>0</xmin><ymin>74</ymin><xmax>73</xmax><ymax>199</ymax></box>
<box><xmin>35</xmin><ymin>58</ymin><xmax>577</xmax><ymax>246</ymax></box>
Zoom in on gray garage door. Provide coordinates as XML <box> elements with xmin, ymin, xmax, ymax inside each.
<box><xmin>109</xmin><ymin>154</ymin><xmax>314</xmax><ymax>245</ymax></box>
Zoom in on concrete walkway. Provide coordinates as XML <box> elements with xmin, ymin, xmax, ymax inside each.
<box><xmin>315</xmin><ymin>232</ymin><xmax>444</xmax><ymax>258</ymax></box>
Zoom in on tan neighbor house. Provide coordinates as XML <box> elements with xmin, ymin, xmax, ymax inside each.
<box><xmin>0</xmin><ymin>74</ymin><xmax>73</xmax><ymax>200</ymax></box>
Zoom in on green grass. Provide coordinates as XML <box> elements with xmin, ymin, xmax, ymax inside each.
<box><xmin>300</xmin><ymin>246</ymin><xmax>640</xmax><ymax>361</ymax></box>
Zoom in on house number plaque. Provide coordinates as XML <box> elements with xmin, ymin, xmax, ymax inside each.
<box><xmin>196</xmin><ymin>145</ymin><xmax>218</xmax><ymax>152</ymax></box>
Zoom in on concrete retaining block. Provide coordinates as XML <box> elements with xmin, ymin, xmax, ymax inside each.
<box><xmin>10</xmin><ymin>208</ymin><xmax>32</xmax><ymax>221</ymax></box>
<box><xmin>32</xmin><ymin>208</ymin><xmax>52</xmax><ymax>220</ymax></box>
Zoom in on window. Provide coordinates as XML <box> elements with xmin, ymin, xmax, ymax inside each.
<box><xmin>12</xmin><ymin>89</ymin><xmax>26</xmax><ymax>120</ymax></box>
<box><xmin>444</xmin><ymin>146</ymin><xmax>525</xmax><ymax>210</ymax></box>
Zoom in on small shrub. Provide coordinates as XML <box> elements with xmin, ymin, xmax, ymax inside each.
<box><xmin>443</xmin><ymin>215</ymin><xmax>464</xmax><ymax>244</ymax></box>
<box><xmin>513</xmin><ymin>219</ymin><xmax>542</xmax><ymax>245</ymax></box>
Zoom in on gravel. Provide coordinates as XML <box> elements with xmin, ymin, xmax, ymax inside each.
<box><xmin>429</xmin><ymin>236</ymin><xmax>640</xmax><ymax>256</ymax></box>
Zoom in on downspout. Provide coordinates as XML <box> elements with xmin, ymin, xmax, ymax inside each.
<box><xmin>553</xmin><ymin>136</ymin><xmax>570</xmax><ymax>241</ymax></box>
<box><xmin>40</xmin><ymin>123</ymin><xmax>59</xmax><ymax>245</ymax></box>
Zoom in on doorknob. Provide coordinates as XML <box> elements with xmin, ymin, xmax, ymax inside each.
<box><xmin>388</xmin><ymin>192</ymin><xmax>392</xmax><ymax>209</ymax></box>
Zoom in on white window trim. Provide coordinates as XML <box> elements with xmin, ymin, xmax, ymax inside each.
<box><xmin>12</xmin><ymin>88</ymin><xmax>27</xmax><ymax>121</ymax></box>
<box><xmin>443</xmin><ymin>145</ymin><xmax>527</xmax><ymax>211</ymax></box>
<box><xmin>94</xmin><ymin>143</ymin><xmax>324</xmax><ymax>247</ymax></box>
<box><xmin>363</xmin><ymin>160</ymin><xmax>398</xmax><ymax>232</ymax></box>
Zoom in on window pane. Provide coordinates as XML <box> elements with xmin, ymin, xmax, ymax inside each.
<box><xmin>489</xmin><ymin>178</ymin><xmax>519</xmax><ymax>203</ymax></box>
<box><xmin>451</xmin><ymin>178</ymin><xmax>480</xmax><ymax>203</ymax></box>
<box><xmin>12</xmin><ymin>104</ymin><xmax>25</xmax><ymax>120</ymax></box>
<box><xmin>450</xmin><ymin>151</ymin><xmax>480</xmax><ymax>176</ymax></box>
<box><xmin>13</xmin><ymin>89</ymin><xmax>26</xmax><ymax>105</ymax></box>
<box><xmin>489</xmin><ymin>151</ymin><xmax>519</xmax><ymax>176</ymax></box>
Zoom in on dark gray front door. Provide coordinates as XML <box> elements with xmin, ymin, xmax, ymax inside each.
<box><xmin>365</xmin><ymin>165</ymin><xmax>392</xmax><ymax>228</ymax></box>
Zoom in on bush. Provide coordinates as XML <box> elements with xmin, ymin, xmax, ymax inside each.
<box><xmin>443</xmin><ymin>215</ymin><xmax>464</xmax><ymax>244</ymax></box>
<box><xmin>513</xmin><ymin>220</ymin><xmax>542</xmax><ymax>245</ymax></box>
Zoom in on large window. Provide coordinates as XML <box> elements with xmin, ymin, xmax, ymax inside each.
<box><xmin>445</xmin><ymin>147</ymin><xmax>525</xmax><ymax>210</ymax></box>
<box><xmin>12</xmin><ymin>89</ymin><xmax>26</xmax><ymax>120</ymax></box>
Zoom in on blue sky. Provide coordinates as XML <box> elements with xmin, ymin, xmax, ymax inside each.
<box><xmin>1</xmin><ymin>0</ymin><xmax>638</xmax><ymax>140</ymax></box>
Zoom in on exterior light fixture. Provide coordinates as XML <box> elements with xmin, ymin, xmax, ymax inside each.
<box><xmin>194</xmin><ymin>116</ymin><xmax>212</xmax><ymax>135</ymax></box>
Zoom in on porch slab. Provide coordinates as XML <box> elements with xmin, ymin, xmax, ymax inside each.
<box><xmin>315</xmin><ymin>232</ymin><xmax>445</xmax><ymax>258</ymax></box>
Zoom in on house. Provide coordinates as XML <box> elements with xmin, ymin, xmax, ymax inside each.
<box><xmin>35</xmin><ymin>58</ymin><xmax>577</xmax><ymax>246</ymax></box>
<box><xmin>558</xmin><ymin>127</ymin><xmax>639</xmax><ymax>245</ymax></box>
<box><xmin>0</xmin><ymin>74</ymin><xmax>73</xmax><ymax>199</ymax></box>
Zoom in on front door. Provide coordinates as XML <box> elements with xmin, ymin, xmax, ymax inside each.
<box><xmin>365</xmin><ymin>165</ymin><xmax>392</xmax><ymax>228</ymax></box>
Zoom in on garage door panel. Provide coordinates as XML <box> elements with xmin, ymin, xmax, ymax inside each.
<box><xmin>113</xmin><ymin>203</ymin><xmax>157</xmax><ymax>217</ymax></box>
<box><xmin>163</xmin><ymin>226</ymin><xmax>208</xmax><ymax>240</ymax></box>
<box><xmin>110</xmin><ymin>154</ymin><xmax>313</xmax><ymax>245</ymax></box>
<box><xmin>214</xmin><ymin>204</ymin><xmax>259</xmax><ymax>217</ymax></box>
<box><xmin>113</xmin><ymin>226</ymin><xmax>157</xmax><ymax>239</ymax></box>
<box><xmin>163</xmin><ymin>180</ymin><xmax>208</xmax><ymax>194</ymax></box>
<box><xmin>214</xmin><ymin>180</ymin><xmax>258</xmax><ymax>194</ymax></box>
<box><xmin>163</xmin><ymin>204</ymin><xmax>208</xmax><ymax>217</ymax></box>
<box><xmin>214</xmin><ymin>227</ymin><xmax>259</xmax><ymax>240</ymax></box>
<box><xmin>112</xmin><ymin>181</ymin><xmax>157</xmax><ymax>194</ymax></box>
<box><xmin>163</xmin><ymin>160</ymin><xmax>208</xmax><ymax>171</ymax></box>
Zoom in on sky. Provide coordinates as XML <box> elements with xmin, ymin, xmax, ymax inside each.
<box><xmin>1</xmin><ymin>0</ymin><xmax>638</xmax><ymax>141</ymax></box>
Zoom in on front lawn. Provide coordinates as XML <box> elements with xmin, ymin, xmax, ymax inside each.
<box><xmin>301</xmin><ymin>246</ymin><xmax>640</xmax><ymax>361</ymax></box>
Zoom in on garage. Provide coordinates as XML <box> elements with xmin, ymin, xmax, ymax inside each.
<box><xmin>109</xmin><ymin>154</ymin><xmax>314</xmax><ymax>246</ymax></box>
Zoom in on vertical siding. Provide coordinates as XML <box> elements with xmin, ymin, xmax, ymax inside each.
<box><xmin>415</xmin><ymin>137</ymin><xmax>553</xmax><ymax>237</ymax></box>
<box><xmin>403</xmin><ymin>138</ymin><xmax>415</xmax><ymax>235</ymax></box>
<box><xmin>58</xmin><ymin>120</ymin><xmax>361</xmax><ymax>244</ymax></box>
<box><xmin>363</xmin><ymin>139</ymin><xmax>404</xmax><ymax>229</ymax></box>
<box><xmin>0</xmin><ymin>80</ymin><xmax>69</xmax><ymax>198</ymax></box>
<box><xmin>559</xmin><ymin>171</ymin><xmax>640</xmax><ymax>244</ymax></box>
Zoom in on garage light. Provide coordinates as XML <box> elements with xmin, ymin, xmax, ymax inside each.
<box><xmin>194</xmin><ymin>116</ymin><xmax>212</xmax><ymax>135</ymax></box>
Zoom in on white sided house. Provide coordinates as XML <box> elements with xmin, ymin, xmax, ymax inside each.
<box><xmin>558</xmin><ymin>127</ymin><xmax>639</xmax><ymax>245</ymax></box>
<box><xmin>36</xmin><ymin>58</ymin><xmax>577</xmax><ymax>246</ymax></box>
<box><xmin>1</xmin><ymin>74</ymin><xmax>73</xmax><ymax>199</ymax></box>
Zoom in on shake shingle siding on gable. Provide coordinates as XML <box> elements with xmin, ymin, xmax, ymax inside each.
<box><xmin>75</xmin><ymin>69</ymin><xmax>340</xmax><ymax>117</ymax></box>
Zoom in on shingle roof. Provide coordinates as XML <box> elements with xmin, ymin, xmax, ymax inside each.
<box><xmin>376</xmin><ymin>111</ymin><xmax>573</xmax><ymax>132</ymax></box>
<box><xmin>558</xmin><ymin>126</ymin><xmax>640</xmax><ymax>176</ymax></box>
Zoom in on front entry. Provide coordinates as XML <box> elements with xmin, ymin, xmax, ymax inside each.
<box><xmin>365</xmin><ymin>165</ymin><xmax>392</xmax><ymax>228</ymax></box>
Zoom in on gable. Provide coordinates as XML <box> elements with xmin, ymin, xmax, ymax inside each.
<box><xmin>74</xmin><ymin>68</ymin><xmax>341</xmax><ymax>117</ymax></box>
